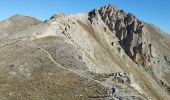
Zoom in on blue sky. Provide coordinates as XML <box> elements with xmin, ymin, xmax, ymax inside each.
<box><xmin>0</xmin><ymin>0</ymin><xmax>169</xmax><ymax>34</ymax></box>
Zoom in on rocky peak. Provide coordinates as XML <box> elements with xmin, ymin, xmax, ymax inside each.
<box><xmin>88</xmin><ymin>5</ymin><xmax>155</xmax><ymax>68</ymax></box>
<box><xmin>45</xmin><ymin>13</ymin><xmax>66</xmax><ymax>24</ymax></box>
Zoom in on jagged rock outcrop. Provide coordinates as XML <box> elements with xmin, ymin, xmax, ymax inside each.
<box><xmin>88</xmin><ymin>5</ymin><xmax>157</xmax><ymax>69</ymax></box>
<box><xmin>88</xmin><ymin>5</ymin><xmax>170</xmax><ymax>95</ymax></box>
<box><xmin>110</xmin><ymin>72</ymin><xmax>132</xmax><ymax>84</ymax></box>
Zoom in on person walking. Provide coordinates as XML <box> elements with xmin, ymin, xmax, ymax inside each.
<box><xmin>111</xmin><ymin>85</ymin><xmax>116</xmax><ymax>96</ymax></box>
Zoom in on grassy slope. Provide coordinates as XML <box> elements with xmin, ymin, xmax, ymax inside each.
<box><xmin>0</xmin><ymin>38</ymin><xmax>109</xmax><ymax>100</ymax></box>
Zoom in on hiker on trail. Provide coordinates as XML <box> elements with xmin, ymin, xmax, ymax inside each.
<box><xmin>111</xmin><ymin>85</ymin><xmax>116</xmax><ymax>96</ymax></box>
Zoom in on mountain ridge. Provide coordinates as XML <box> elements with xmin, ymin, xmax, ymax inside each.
<box><xmin>0</xmin><ymin>4</ymin><xmax>170</xmax><ymax>100</ymax></box>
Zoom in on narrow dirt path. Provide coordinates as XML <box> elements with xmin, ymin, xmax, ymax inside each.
<box><xmin>30</xmin><ymin>36</ymin><xmax>112</xmax><ymax>90</ymax></box>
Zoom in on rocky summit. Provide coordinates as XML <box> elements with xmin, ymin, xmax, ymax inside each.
<box><xmin>0</xmin><ymin>5</ymin><xmax>170</xmax><ymax>100</ymax></box>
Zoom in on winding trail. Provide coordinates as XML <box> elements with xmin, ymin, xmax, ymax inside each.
<box><xmin>30</xmin><ymin>35</ymin><xmax>170</xmax><ymax>100</ymax></box>
<box><xmin>30</xmin><ymin>36</ymin><xmax>112</xmax><ymax>89</ymax></box>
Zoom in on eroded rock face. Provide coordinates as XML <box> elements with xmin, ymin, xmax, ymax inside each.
<box><xmin>88</xmin><ymin>5</ymin><xmax>156</xmax><ymax>67</ymax></box>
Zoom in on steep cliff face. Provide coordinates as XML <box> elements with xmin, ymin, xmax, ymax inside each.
<box><xmin>89</xmin><ymin>5</ymin><xmax>154</xmax><ymax>67</ymax></box>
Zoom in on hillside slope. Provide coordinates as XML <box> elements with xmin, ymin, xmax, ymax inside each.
<box><xmin>0</xmin><ymin>5</ymin><xmax>170</xmax><ymax>100</ymax></box>
<box><xmin>0</xmin><ymin>14</ymin><xmax>42</xmax><ymax>39</ymax></box>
